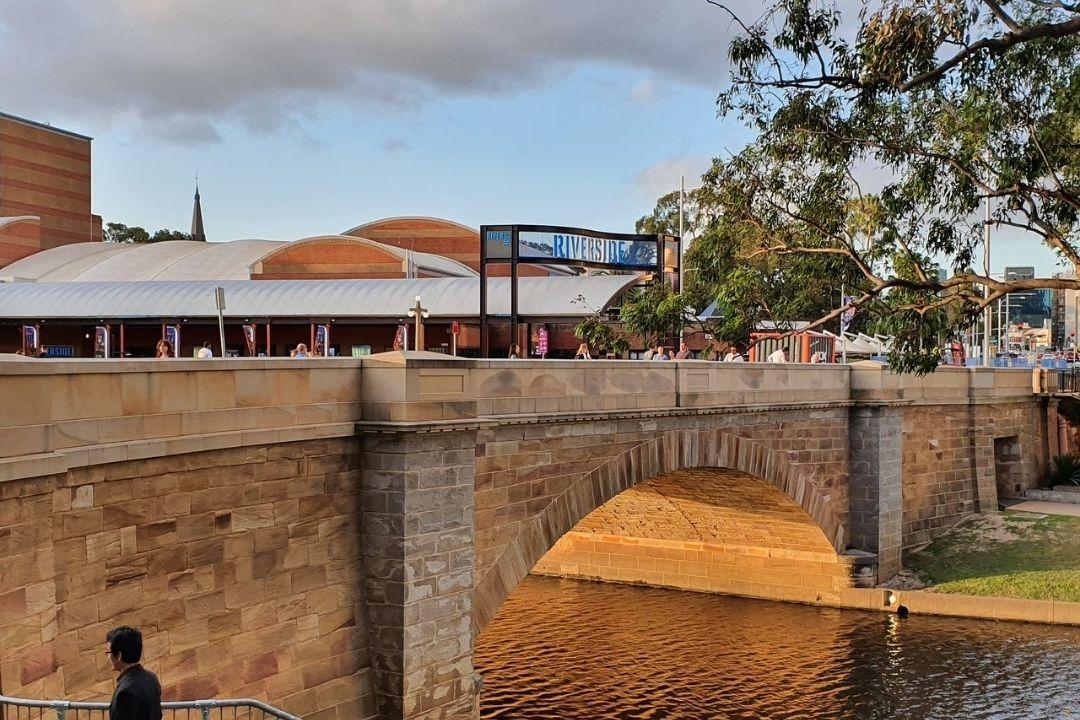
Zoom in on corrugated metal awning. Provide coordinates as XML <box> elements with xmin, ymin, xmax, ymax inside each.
<box><xmin>0</xmin><ymin>276</ymin><xmax>639</xmax><ymax>320</ymax></box>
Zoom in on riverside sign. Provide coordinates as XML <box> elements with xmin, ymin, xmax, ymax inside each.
<box><xmin>478</xmin><ymin>224</ymin><xmax>680</xmax><ymax>357</ymax></box>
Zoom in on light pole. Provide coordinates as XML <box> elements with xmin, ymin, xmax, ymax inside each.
<box><xmin>982</xmin><ymin>196</ymin><xmax>991</xmax><ymax>365</ymax></box>
<box><xmin>407</xmin><ymin>295</ymin><xmax>429</xmax><ymax>352</ymax></box>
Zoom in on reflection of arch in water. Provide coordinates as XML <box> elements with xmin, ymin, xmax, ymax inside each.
<box><xmin>474</xmin><ymin>429</ymin><xmax>847</xmax><ymax>632</ymax></box>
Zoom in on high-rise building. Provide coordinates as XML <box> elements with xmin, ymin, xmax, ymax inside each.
<box><xmin>1051</xmin><ymin>272</ymin><xmax>1078</xmax><ymax>348</ymax></box>
<box><xmin>0</xmin><ymin>112</ymin><xmax>101</xmax><ymax>269</ymax></box>
<box><xmin>1003</xmin><ymin>266</ymin><xmax>1051</xmax><ymax>330</ymax></box>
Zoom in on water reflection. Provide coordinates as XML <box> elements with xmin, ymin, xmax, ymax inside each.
<box><xmin>475</xmin><ymin>576</ymin><xmax>1080</xmax><ymax>719</ymax></box>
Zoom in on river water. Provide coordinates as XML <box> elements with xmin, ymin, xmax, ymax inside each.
<box><xmin>474</xmin><ymin>576</ymin><xmax>1080</xmax><ymax>720</ymax></box>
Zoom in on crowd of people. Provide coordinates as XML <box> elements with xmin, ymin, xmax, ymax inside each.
<box><xmin>507</xmin><ymin>340</ymin><xmax>803</xmax><ymax>363</ymax></box>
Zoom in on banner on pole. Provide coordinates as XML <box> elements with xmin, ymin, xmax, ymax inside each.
<box><xmin>315</xmin><ymin>324</ymin><xmax>329</xmax><ymax>357</ymax></box>
<box><xmin>21</xmin><ymin>325</ymin><xmax>38</xmax><ymax>355</ymax></box>
<box><xmin>242</xmin><ymin>324</ymin><xmax>257</xmax><ymax>357</ymax></box>
<box><xmin>537</xmin><ymin>327</ymin><xmax>549</xmax><ymax>357</ymax></box>
<box><xmin>841</xmin><ymin>295</ymin><xmax>855</xmax><ymax>332</ymax></box>
<box><xmin>163</xmin><ymin>325</ymin><xmax>180</xmax><ymax>356</ymax></box>
<box><xmin>94</xmin><ymin>326</ymin><xmax>110</xmax><ymax>358</ymax></box>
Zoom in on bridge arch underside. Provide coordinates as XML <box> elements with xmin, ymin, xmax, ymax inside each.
<box><xmin>473</xmin><ymin>421</ymin><xmax>850</xmax><ymax>632</ymax></box>
<box><xmin>533</xmin><ymin>468</ymin><xmax>850</xmax><ymax>604</ymax></box>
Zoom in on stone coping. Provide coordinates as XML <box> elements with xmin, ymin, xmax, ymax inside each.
<box><xmin>0</xmin><ymin>356</ymin><xmax>365</xmax><ymax>373</ymax></box>
<box><xmin>840</xmin><ymin>587</ymin><xmax>1080</xmax><ymax>626</ymax></box>
<box><xmin>0</xmin><ymin>421</ymin><xmax>355</xmax><ymax>484</ymax></box>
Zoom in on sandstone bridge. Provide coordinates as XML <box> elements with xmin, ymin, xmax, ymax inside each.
<box><xmin>0</xmin><ymin>355</ymin><xmax>1056</xmax><ymax>719</ymax></box>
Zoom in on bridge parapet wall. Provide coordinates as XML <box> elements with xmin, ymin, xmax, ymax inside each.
<box><xmin>0</xmin><ymin>354</ymin><xmax>1052</xmax><ymax>720</ymax></box>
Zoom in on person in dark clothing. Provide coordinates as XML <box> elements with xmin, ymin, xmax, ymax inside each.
<box><xmin>106</xmin><ymin>626</ymin><xmax>162</xmax><ymax>720</ymax></box>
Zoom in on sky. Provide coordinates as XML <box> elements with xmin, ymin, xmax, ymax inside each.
<box><xmin>0</xmin><ymin>0</ymin><xmax>1063</xmax><ymax>276</ymax></box>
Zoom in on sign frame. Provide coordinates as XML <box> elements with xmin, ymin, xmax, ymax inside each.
<box><xmin>479</xmin><ymin>224</ymin><xmax>679</xmax><ymax>357</ymax></box>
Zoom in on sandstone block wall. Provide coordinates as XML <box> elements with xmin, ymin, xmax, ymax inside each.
<box><xmin>359</xmin><ymin>430</ymin><xmax>479</xmax><ymax>720</ymax></box>
<box><xmin>0</xmin><ymin>438</ymin><xmax>376</xmax><ymax>720</ymax></box>
<box><xmin>473</xmin><ymin>408</ymin><xmax>849</xmax><ymax>629</ymax></box>
<box><xmin>900</xmin><ymin>401</ymin><xmax>1047</xmax><ymax>548</ymax></box>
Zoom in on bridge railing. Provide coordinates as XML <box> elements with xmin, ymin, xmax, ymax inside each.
<box><xmin>0</xmin><ymin>695</ymin><xmax>300</xmax><ymax>720</ymax></box>
<box><xmin>1039</xmin><ymin>366</ymin><xmax>1080</xmax><ymax>394</ymax></box>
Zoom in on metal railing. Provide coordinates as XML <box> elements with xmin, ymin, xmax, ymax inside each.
<box><xmin>1040</xmin><ymin>366</ymin><xmax>1080</xmax><ymax>394</ymax></box>
<box><xmin>0</xmin><ymin>696</ymin><xmax>300</xmax><ymax>720</ymax></box>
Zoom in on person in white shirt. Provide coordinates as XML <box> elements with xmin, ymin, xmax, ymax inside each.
<box><xmin>767</xmin><ymin>347</ymin><xmax>788</xmax><ymax>363</ymax></box>
<box><xmin>196</xmin><ymin>341</ymin><xmax>213</xmax><ymax>359</ymax></box>
<box><xmin>723</xmin><ymin>349</ymin><xmax>744</xmax><ymax>362</ymax></box>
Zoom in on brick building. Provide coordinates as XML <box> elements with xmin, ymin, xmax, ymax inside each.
<box><xmin>0</xmin><ymin>112</ymin><xmax>101</xmax><ymax>268</ymax></box>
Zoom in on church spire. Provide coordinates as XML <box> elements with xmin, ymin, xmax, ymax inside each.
<box><xmin>190</xmin><ymin>178</ymin><xmax>206</xmax><ymax>242</ymax></box>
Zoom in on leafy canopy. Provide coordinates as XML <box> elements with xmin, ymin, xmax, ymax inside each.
<box><xmin>693</xmin><ymin>0</ymin><xmax>1079</xmax><ymax>371</ymax></box>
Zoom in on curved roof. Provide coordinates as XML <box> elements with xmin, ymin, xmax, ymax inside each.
<box><xmin>1</xmin><ymin>241</ymin><xmax>136</xmax><ymax>281</ymax></box>
<box><xmin>341</xmin><ymin>216</ymin><xmax>479</xmax><ymax>238</ymax></box>
<box><xmin>0</xmin><ymin>276</ymin><xmax>638</xmax><ymax>320</ymax></box>
<box><xmin>255</xmin><ymin>235</ymin><xmax>477</xmax><ymax>277</ymax></box>
<box><xmin>1</xmin><ymin>235</ymin><xmax>476</xmax><ymax>283</ymax></box>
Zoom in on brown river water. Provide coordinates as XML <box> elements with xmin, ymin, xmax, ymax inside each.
<box><xmin>474</xmin><ymin>576</ymin><xmax>1080</xmax><ymax>720</ymax></box>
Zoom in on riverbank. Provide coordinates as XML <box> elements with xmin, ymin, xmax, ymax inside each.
<box><xmin>901</xmin><ymin>510</ymin><xmax>1080</xmax><ymax>603</ymax></box>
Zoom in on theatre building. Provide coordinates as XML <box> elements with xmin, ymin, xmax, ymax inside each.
<box><xmin>0</xmin><ymin>112</ymin><xmax>102</xmax><ymax>269</ymax></box>
<box><xmin>0</xmin><ymin>219</ymin><xmax>657</xmax><ymax>358</ymax></box>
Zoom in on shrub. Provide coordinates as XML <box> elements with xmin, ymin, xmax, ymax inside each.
<box><xmin>1049</xmin><ymin>454</ymin><xmax>1080</xmax><ymax>487</ymax></box>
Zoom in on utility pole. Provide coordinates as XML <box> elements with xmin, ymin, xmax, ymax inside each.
<box><xmin>678</xmin><ymin>174</ymin><xmax>685</xmax><ymax>345</ymax></box>
<box><xmin>407</xmin><ymin>296</ymin><xmax>429</xmax><ymax>352</ymax></box>
<box><xmin>982</xmin><ymin>196</ymin><xmax>991</xmax><ymax>365</ymax></box>
<box><xmin>214</xmin><ymin>286</ymin><xmax>227</xmax><ymax>358</ymax></box>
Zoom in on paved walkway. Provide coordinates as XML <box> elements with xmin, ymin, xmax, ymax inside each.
<box><xmin>1008</xmin><ymin>500</ymin><xmax>1080</xmax><ymax>518</ymax></box>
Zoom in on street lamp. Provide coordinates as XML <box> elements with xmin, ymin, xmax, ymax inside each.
<box><xmin>407</xmin><ymin>295</ymin><xmax>429</xmax><ymax>352</ymax></box>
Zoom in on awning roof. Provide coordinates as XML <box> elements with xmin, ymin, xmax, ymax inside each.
<box><xmin>0</xmin><ymin>276</ymin><xmax>639</xmax><ymax>320</ymax></box>
<box><xmin>0</xmin><ymin>236</ymin><xmax>478</xmax><ymax>283</ymax></box>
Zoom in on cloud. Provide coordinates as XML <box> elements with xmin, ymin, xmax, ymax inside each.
<box><xmin>629</xmin><ymin>78</ymin><xmax>656</xmax><ymax>104</ymax></box>
<box><xmin>381</xmin><ymin>137</ymin><xmax>409</xmax><ymax>154</ymax></box>
<box><xmin>0</xmin><ymin>0</ymin><xmax>756</xmax><ymax>142</ymax></box>
<box><xmin>634</xmin><ymin>154</ymin><xmax>714</xmax><ymax>201</ymax></box>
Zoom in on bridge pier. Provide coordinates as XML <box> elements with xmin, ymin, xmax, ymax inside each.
<box><xmin>848</xmin><ymin>406</ymin><xmax>903</xmax><ymax>581</ymax></box>
<box><xmin>359</xmin><ymin>428</ymin><xmax>481</xmax><ymax>720</ymax></box>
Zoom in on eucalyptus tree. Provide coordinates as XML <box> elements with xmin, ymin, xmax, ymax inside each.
<box><xmin>699</xmin><ymin>0</ymin><xmax>1079</xmax><ymax>371</ymax></box>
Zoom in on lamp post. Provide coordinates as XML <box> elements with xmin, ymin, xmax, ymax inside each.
<box><xmin>407</xmin><ymin>295</ymin><xmax>429</xmax><ymax>352</ymax></box>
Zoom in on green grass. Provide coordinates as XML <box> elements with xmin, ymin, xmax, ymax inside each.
<box><xmin>906</xmin><ymin>513</ymin><xmax>1080</xmax><ymax>602</ymax></box>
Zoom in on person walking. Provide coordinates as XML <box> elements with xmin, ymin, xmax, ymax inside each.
<box><xmin>105</xmin><ymin>626</ymin><xmax>162</xmax><ymax>720</ymax></box>
<box><xmin>653</xmin><ymin>345</ymin><xmax>670</xmax><ymax>361</ymax></box>
<box><xmin>575</xmin><ymin>343</ymin><xmax>592</xmax><ymax>360</ymax></box>
<box><xmin>641</xmin><ymin>346</ymin><xmax>655</xmax><ymax>361</ymax></box>
<box><xmin>723</xmin><ymin>347</ymin><xmax>745</xmax><ymax>362</ymax></box>
<box><xmin>508</xmin><ymin>343</ymin><xmax>521</xmax><ymax>359</ymax></box>
<box><xmin>674</xmin><ymin>341</ymin><xmax>694</xmax><ymax>360</ymax></box>
<box><xmin>767</xmin><ymin>347</ymin><xmax>788</xmax><ymax>363</ymax></box>
<box><xmin>294</xmin><ymin>343</ymin><xmax>310</xmax><ymax>358</ymax></box>
<box><xmin>154</xmin><ymin>340</ymin><xmax>173</xmax><ymax>359</ymax></box>
<box><xmin>196</xmin><ymin>341</ymin><xmax>213</xmax><ymax>359</ymax></box>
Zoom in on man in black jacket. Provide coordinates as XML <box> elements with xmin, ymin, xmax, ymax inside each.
<box><xmin>105</xmin><ymin>626</ymin><xmax>162</xmax><ymax>720</ymax></box>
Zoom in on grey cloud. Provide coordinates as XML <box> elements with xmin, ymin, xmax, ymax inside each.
<box><xmin>381</xmin><ymin>138</ymin><xmax>409</xmax><ymax>154</ymax></box>
<box><xmin>0</xmin><ymin>0</ymin><xmax>752</xmax><ymax>142</ymax></box>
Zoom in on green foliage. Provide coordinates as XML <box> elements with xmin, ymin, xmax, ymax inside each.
<box><xmin>618</xmin><ymin>281</ymin><xmax>695</xmax><ymax>347</ymax></box>
<box><xmin>104</xmin><ymin>222</ymin><xmax>192</xmax><ymax>243</ymax></box>
<box><xmin>1049</xmin><ymin>454</ymin><xmax>1080</xmax><ymax>487</ymax></box>
<box><xmin>573</xmin><ymin>314</ymin><xmax>629</xmax><ymax>357</ymax></box>
<box><xmin>693</xmin><ymin>0</ymin><xmax>1080</xmax><ymax>371</ymax></box>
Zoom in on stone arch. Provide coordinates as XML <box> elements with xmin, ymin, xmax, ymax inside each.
<box><xmin>473</xmin><ymin>427</ymin><xmax>846</xmax><ymax>632</ymax></box>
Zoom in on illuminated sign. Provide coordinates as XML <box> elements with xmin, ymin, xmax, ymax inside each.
<box><xmin>517</xmin><ymin>231</ymin><xmax>657</xmax><ymax>269</ymax></box>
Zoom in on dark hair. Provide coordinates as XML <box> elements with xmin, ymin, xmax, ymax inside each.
<box><xmin>106</xmin><ymin>626</ymin><xmax>143</xmax><ymax>663</ymax></box>
<box><xmin>202</xmin><ymin>341</ymin><xmax>211</xmax><ymax>348</ymax></box>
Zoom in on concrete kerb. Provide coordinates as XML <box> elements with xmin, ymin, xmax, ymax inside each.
<box><xmin>838</xmin><ymin>587</ymin><xmax>1080</xmax><ymax>627</ymax></box>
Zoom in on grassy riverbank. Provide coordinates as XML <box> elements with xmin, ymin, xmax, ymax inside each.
<box><xmin>905</xmin><ymin>511</ymin><xmax>1080</xmax><ymax>603</ymax></box>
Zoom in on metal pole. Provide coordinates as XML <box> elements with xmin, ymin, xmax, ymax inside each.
<box><xmin>982</xmin><ymin>196</ymin><xmax>991</xmax><ymax>365</ymax></box>
<box><xmin>678</xmin><ymin>174</ymin><xmax>685</xmax><ymax>345</ymax></box>
<box><xmin>214</xmin><ymin>287</ymin><xmax>227</xmax><ymax>358</ymax></box>
<box><xmin>841</xmin><ymin>283</ymin><xmax>847</xmax><ymax>365</ymax></box>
